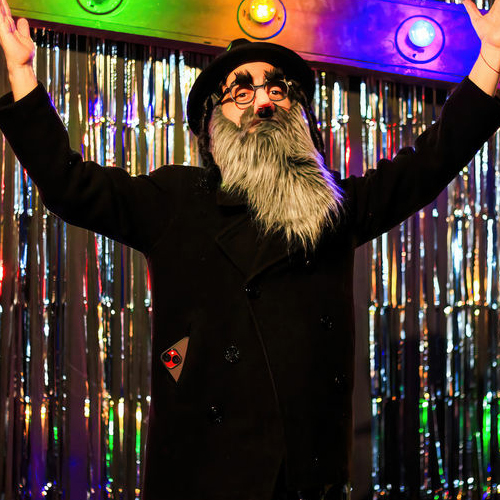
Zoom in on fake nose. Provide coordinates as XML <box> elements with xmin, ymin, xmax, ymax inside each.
<box><xmin>257</xmin><ymin>103</ymin><xmax>274</xmax><ymax>119</ymax></box>
<box><xmin>254</xmin><ymin>86</ymin><xmax>275</xmax><ymax>117</ymax></box>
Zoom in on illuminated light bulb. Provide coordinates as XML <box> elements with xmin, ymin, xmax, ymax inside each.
<box><xmin>249</xmin><ymin>0</ymin><xmax>277</xmax><ymax>23</ymax></box>
<box><xmin>408</xmin><ymin>19</ymin><xmax>436</xmax><ymax>48</ymax></box>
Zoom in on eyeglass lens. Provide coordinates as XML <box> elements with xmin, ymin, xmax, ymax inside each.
<box><xmin>231</xmin><ymin>80</ymin><xmax>288</xmax><ymax>105</ymax></box>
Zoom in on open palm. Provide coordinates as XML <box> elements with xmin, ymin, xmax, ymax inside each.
<box><xmin>0</xmin><ymin>0</ymin><xmax>34</xmax><ymax>70</ymax></box>
<box><xmin>463</xmin><ymin>0</ymin><xmax>500</xmax><ymax>50</ymax></box>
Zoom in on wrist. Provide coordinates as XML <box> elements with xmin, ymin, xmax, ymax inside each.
<box><xmin>480</xmin><ymin>44</ymin><xmax>500</xmax><ymax>74</ymax></box>
<box><xmin>8</xmin><ymin>62</ymin><xmax>35</xmax><ymax>80</ymax></box>
<box><xmin>8</xmin><ymin>64</ymin><xmax>38</xmax><ymax>101</ymax></box>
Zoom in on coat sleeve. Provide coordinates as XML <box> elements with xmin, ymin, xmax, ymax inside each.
<box><xmin>345</xmin><ymin>77</ymin><xmax>500</xmax><ymax>247</ymax></box>
<box><xmin>0</xmin><ymin>83</ymin><xmax>178</xmax><ymax>254</ymax></box>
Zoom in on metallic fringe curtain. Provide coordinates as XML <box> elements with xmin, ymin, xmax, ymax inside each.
<box><xmin>360</xmin><ymin>79</ymin><xmax>500</xmax><ymax>499</ymax></box>
<box><xmin>0</xmin><ymin>26</ymin><xmax>498</xmax><ymax>500</ymax></box>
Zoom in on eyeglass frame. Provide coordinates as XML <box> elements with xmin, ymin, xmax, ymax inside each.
<box><xmin>218</xmin><ymin>78</ymin><xmax>293</xmax><ymax>106</ymax></box>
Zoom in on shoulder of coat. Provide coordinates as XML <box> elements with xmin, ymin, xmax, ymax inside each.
<box><xmin>147</xmin><ymin>164</ymin><xmax>215</xmax><ymax>198</ymax></box>
<box><xmin>149</xmin><ymin>164</ymin><xmax>204</xmax><ymax>178</ymax></box>
<box><xmin>146</xmin><ymin>164</ymin><xmax>207</xmax><ymax>186</ymax></box>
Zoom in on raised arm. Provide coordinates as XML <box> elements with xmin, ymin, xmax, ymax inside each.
<box><xmin>0</xmin><ymin>0</ymin><xmax>37</xmax><ymax>100</ymax></box>
<box><xmin>0</xmin><ymin>0</ymin><xmax>179</xmax><ymax>254</ymax></box>
<box><xmin>464</xmin><ymin>0</ymin><xmax>500</xmax><ymax>96</ymax></box>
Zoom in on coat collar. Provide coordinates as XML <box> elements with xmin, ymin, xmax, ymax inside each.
<box><xmin>215</xmin><ymin>186</ymin><xmax>246</xmax><ymax>207</ymax></box>
<box><xmin>215</xmin><ymin>188</ymin><xmax>291</xmax><ymax>281</ymax></box>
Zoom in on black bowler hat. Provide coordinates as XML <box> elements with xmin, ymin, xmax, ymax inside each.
<box><xmin>187</xmin><ymin>38</ymin><xmax>315</xmax><ymax>135</ymax></box>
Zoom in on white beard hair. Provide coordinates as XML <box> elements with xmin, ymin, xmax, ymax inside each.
<box><xmin>208</xmin><ymin>101</ymin><xmax>344</xmax><ymax>251</ymax></box>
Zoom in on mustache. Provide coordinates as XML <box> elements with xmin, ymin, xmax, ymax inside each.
<box><xmin>238</xmin><ymin>104</ymin><xmax>291</xmax><ymax>134</ymax></box>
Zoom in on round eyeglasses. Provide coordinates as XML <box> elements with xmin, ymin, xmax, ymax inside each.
<box><xmin>220</xmin><ymin>79</ymin><xmax>291</xmax><ymax>106</ymax></box>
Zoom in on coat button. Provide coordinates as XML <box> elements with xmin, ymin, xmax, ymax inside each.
<box><xmin>333</xmin><ymin>373</ymin><xmax>346</xmax><ymax>388</ymax></box>
<box><xmin>304</xmin><ymin>259</ymin><xmax>315</xmax><ymax>274</ymax></box>
<box><xmin>208</xmin><ymin>405</ymin><xmax>223</xmax><ymax>424</ymax></box>
<box><xmin>320</xmin><ymin>315</ymin><xmax>334</xmax><ymax>330</ymax></box>
<box><xmin>224</xmin><ymin>344</ymin><xmax>240</xmax><ymax>363</ymax></box>
<box><xmin>245</xmin><ymin>284</ymin><xmax>261</xmax><ymax>299</ymax></box>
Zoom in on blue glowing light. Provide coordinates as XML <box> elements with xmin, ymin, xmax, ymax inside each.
<box><xmin>408</xmin><ymin>20</ymin><xmax>436</xmax><ymax>48</ymax></box>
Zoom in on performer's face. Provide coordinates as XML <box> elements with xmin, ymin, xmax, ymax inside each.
<box><xmin>220</xmin><ymin>62</ymin><xmax>292</xmax><ymax>127</ymax></box>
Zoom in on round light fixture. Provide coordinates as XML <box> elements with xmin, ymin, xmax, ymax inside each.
<box><xmin>76</xmin><ymin>0</ymin><xmax>123</xmax><ymax>14</ymax></box>
<box><xmin>237</xmin><ymin>0</ymin><xmax>286</xmax><ymax>40</ymax></box>
<box><xmin>249</xmin><ymin>0</ymin><xmax>277</xmax><ymax>24</ymax></box>
<box><xmin>395</xmin><ymin>16</ymin><xmax>445</xmax><ymax>64</ymax></box>
<box><xmin>408</xmin><ymin>19</ymin><xmax>436</xmax><ymax>48</ymax></box>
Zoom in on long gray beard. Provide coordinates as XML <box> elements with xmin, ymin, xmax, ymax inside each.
<box><xmin>209</xmin><ymin>102</ymin><xmax>344</xmax><ymax>250</ymax></box>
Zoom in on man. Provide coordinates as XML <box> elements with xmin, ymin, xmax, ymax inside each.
<box><xmin>0</xmin><ymin>0</ymin><xmax>500</xmax><ymax>498</ymax></box>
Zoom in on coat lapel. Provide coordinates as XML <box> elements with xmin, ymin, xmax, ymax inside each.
<box><xmin>215</xmin><ymin>188</ymin><xmax>290</xmax><ymax>281</ymax></box>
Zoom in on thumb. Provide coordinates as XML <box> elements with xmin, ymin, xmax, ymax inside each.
<box><xmin>16</xmin><ymin>17</ymin><xmax>29</xmax><ymax>37</ymax></box>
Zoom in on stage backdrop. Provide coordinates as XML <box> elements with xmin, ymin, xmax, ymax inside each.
<box><xmin>0</xmin><ymin>20</ymin><xmax>499</xmax><ymax>500</ymax></box>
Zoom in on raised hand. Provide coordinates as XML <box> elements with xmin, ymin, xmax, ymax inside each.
<box><xmin>463</xmin><ymin>0</ymin><xmax>500</xmax><ymax>96</ymax></box>
<box><xmin>0</xmin><ymin>0</ymin><xmax>35</xmax><ymax>71</ymax></box>
<box><xmin>0</xmin><ymin>0</ymin><xmax>37</xmax><ymax>100</ymax></box>
<box><xmin>463</xmin><ymin>0</ymin><xmax>500</xmax><ymax>51</ymax></box>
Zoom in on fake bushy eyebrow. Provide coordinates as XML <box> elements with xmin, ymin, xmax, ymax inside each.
<box><xmin>230</xmin><ymin>70</ymin><xmax>253</xmax><ymax>86</ymax></box>
<box><xmin>228</xmin><ymin>67</ymin><xmax>286</xmax><ymax>87</ymax></box>
<box><xmin>264</xmin><ymin>68</ymin><xmax>285</xmax><ymax>81</ymax></box>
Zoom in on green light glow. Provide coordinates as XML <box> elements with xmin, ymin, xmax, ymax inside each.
<box><xmin>77</xmin><ymin>0</ymin><xmax>123</xmax><ymax>15</ymax></box>
<box><xmin>9</xmin><ymin>0</ymin><xmax>225</xmax><ymax>47</ymax></box>
<box><xmin>135</xmin><ymin>403</ymin><xmax>141</xmax><ymax>457</ymax></box>
<box><xmin>483</xmin><ymin>395</ymin><xmax>491</xmax><ymax>461</ymax></box>
<box><xmin>419</xmin><ymin>399</ymin><xmax>429</xmax><ymax>434</ymax></box>
<box><xmin>109</xmin><ymin>406</ymin><xmax>114</xmax><ymax>454</ymax></box>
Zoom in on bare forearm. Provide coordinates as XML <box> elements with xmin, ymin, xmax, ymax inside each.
<box><xmin>469</xmin><ymin>44</ymin><xmax>500</xmax><ymax>97</ymax></box>
<box><xmin>8</xmin><ymin>64</ymin><xmax>37</xmax><ymax>101</ymax></box>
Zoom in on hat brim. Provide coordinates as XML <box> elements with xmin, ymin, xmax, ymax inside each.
<box><xmin>187</xmin><ymin>41</ymin><xmax>315</xmax><ymax>135</ymax></box>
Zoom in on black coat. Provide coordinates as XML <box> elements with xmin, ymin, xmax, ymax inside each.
<box><xmin>1</xmin><ymin>78</ymin><xmax>499</xmax><ymax>500</ymax></box>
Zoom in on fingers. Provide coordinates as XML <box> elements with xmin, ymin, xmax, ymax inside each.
<box><xmin>0</xmin><ymin>0</ymin><xmax>12</xmax><ymax>20</ymax></box>
<box><xmin>0</xmin><ymin>16</ymin><xmax>15</xmax><ymax>36</ymax></box>
<box><xmin>0</xmin><ymin>0</ymin><xmax>15</xmax><ymax>34</ymax></box>
<box><xmin>17</xmin><ymin>17</ymin><xmax>29</xmax><ymax>38</ymax></box>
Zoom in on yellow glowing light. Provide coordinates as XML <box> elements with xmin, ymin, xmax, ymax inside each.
<box><xmin>118</xmin><ymin>398</ymin><xmax>125</xmax><ymax>419</ymax></box>
<box><xmin>25</xmin><ymin>403</ymin><xmax>32</xmax><ymax>423</ymax></box>
<box><xmin>84</xmin><ymin>398</ymin><xmax>90</xmax><ymax>418</ymax></box>
<box><xmin>249</xmin><ymin>0</ymin><xmax>277</xmax><ymax>23</ymax></box>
